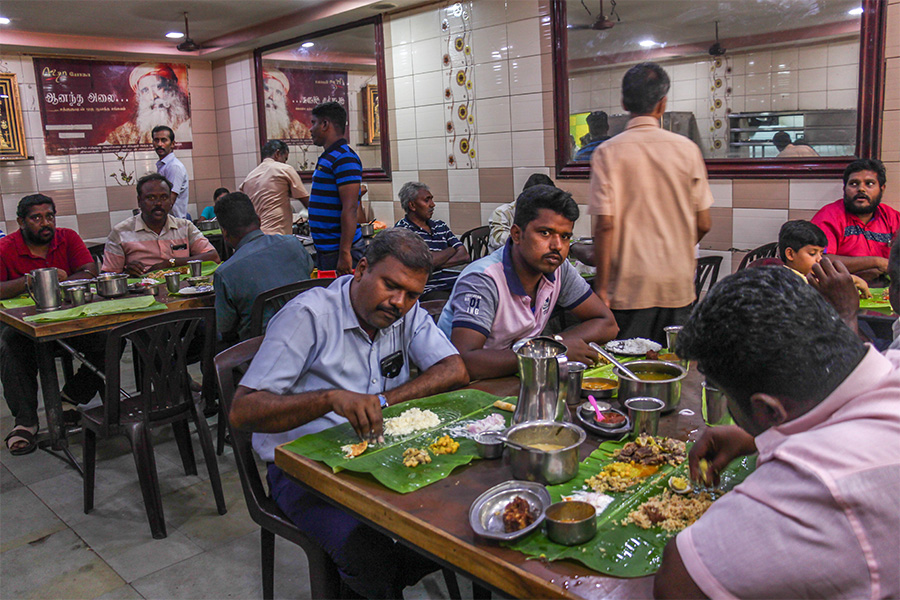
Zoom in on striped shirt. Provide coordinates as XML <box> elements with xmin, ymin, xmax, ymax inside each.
<box><xmin>308</xmin><ymin>139</ymin><xmax>362</xmax><ymax>253</ymax></box>
<box><xmin>395</xmin><ymin>217</ymin><xmax>464</xmax><ymax>293</ymax></box>
<box><xmin>101</xmin><ymin>213</ymin><xmax>216</xmax><ymax>273</ymax></box>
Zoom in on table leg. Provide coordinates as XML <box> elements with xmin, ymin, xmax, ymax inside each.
<box><xmin>35</xmin><ymin>340</ymin><xmax>83</xmax><ymax>475</ymax></box>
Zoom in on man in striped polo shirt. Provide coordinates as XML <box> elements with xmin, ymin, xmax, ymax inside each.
<box><xmin>307</xmin><ymin>102</ymin><xmax>365</xmax><ymax>274</ymax></box>
<box><xmin>395</xmin><ymin>181</ymin><xmax>469</xmax><ymax>300</ymax></box>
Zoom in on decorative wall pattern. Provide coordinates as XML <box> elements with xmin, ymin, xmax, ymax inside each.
<box><xmin>707</xmin><ymin>55</ymin><xmax>731</xmax><ymax>158</ymax></box>
<box><xmin>443</xmin><ymin>1</ymin><xmax>477</xmax><ymax>168</ymax></box>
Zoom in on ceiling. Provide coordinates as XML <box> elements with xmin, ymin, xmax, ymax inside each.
<box><xmin>0</xmin><ymin>0</ymin><xmax>424</xmax><ymax>60</ymax></box>
<box><xmin>567</xmin><ymin>0</ymin><xmax>861</xmax><ymax>61</ymax></box>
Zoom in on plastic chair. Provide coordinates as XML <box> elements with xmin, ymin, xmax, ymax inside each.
<box><xmin>737</xmin><ymin>242</ymin><xmax>778</xmax><ymax>270</ymax></box>
<box><xmin>248</xmin><ymin>278</ymin><xmax>332</xmax><ymax>339</ymax></box>
<box><xmin>214</xmin><ymin>337</ymin><xmax>342</xmax><ymax>600</ymax></box>
<box><xmin>459</xmin><ymin>225</ymin><xmax>490</xmax><ymax>261</ymax></box>
<box><xmin>80</xmin><ymin>307</ymin><xmax>226</xmax><ymax>539</ymax></box>
<box><xmin>694</xmin><ymin>255</ymin><xmax>723</xmax><ymax>304</ymax></box>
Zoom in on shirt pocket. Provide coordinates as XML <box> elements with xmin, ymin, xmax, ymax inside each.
<box><xmin>169</xmin><ymin>242</ymin><xmax>191</xmax><ymax>259</ymax></box>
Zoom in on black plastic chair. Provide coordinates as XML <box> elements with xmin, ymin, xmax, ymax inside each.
<box><xmin>214</xmin><ymin>336</ymin><xmax>342</xmax><ymax>600</ymax></box>
<box><xmin>80</xmin><ymin>307</ymin><xmax>226</xmax><ymax>539</ymax></box>
<box><xmin>459</xmin><ymin>225</ymin><xmax>490</xmax><ymax>261</ymax></box>
<box><xmin>694</xmin><ymin>255</ymin><xmax>723</xmax><ymax>304</ymax></box>
<box><xmin>737</xmin><ymin>242</ymin><xmax>779</xmax><ymax>270</ymax></box>
<box><xmin>248</xmin><ymin>278</ymin><xmax>332</xmax><ymax>339</ymax></box>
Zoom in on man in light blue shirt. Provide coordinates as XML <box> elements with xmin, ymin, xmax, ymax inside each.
<box><xmin>212</xmin><ymin>192</ymin><xmax>313</xmax><ymax>344</ymax></box>
<box><xmin>231</xmin><ymin>228</ymin><xmax>468</xmax><ymax>598</ymax></box>
<box><xmin>153</xmin><ymin>125</ymin><xmax>189</xmax><ymax>219</ymax></box>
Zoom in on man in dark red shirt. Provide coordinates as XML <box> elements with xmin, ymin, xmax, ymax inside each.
<box><xmin>811</xmin><ymin>158</ymin><xmax>899</xmax><ymax>283</ymax></box>
<box><xmin>0</xmin><ymin>194</ymin><xmax>103</xmax><ymax>455</ymax></box>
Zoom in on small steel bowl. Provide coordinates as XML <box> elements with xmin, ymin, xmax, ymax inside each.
<box><xmin>474</xmin><ymin>431</ymin><xmax>504</xmax><ymax>459</ymax></box>
<box><xmin>615</xmin><ymin>360</ymin><xmax>686</xmax><ymax>413</ymax></box>
<box><xmin>197</xmin><ymin>219</ymin><xmax>218</xmax><ymax>231</ymax></box>
<box><xmin>505</xmin><ymin>421</ymin><xmax>585</xmax><ymax>485</ymax></box>
<box><xmin>581</xmin><ymin>377</ymin><xmax>618</xmax><ymax>399</ymax></box>
<box><xmin>360</xmin><ymin>222</ymin><xmax>375</xmax><ymax>237</ymax></box>
<box><xmin>186</xmin><ymin>276</ymin><xmax>210</xmax><ymax>286</ymax></box>
<box><xmin>95</xmin><ymin>273</ymin><xmax>128</xmax><ymax>298</ymax></box>
<box><xmin>545</xmin><ymin>501</ymin><xmax>597</xmax><ymax>546</ymax></box>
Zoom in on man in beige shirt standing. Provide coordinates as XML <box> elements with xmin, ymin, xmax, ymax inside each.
<box><xmin>240</xmin><ymin>140</ymin><xmax>309</xmax><ymax>235</ymax></box>
<box><xmin>589</xmin><ymin>62</ymin><xmax>713</xmax><ymax>345</ymax></box>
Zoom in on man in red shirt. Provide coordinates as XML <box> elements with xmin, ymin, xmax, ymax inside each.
<box><xmin>0</xmin><ymin>194</ymin><xmax>103</xmax><ymax>455</ymax></box>
<box><xmin>811</xmin><ymin>158</ymin><xmax>899</xmax><ymax>283</ymax></box>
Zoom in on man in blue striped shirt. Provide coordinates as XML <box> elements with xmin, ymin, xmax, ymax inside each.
<box><xmin>395</xmin><ymin>182</ymin><xmax>469</xmax><ymax>299</ymax></box>
<box><xmin>307</xmin><ymin>102</ymin><xmax>365</xmax><ymax>274</ymax></box>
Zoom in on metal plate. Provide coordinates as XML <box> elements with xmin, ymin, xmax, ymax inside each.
<box><xmin>604</xmin><ymin>338</ymin><xmax>662</xmax><ymax>356</ymax></box>
<box><xmin>576</xmin><ymin>405</ymin><xmax>631</xmax><ymax>438</ymax></box>
<box><xmin>469</xmin><ymin>480</ymin><xmax>550</xmax><ymax>541</ymax></box>
<box><xmin>177</xmin><ymin>285</ymin><xmax>213</xmax><ymax>295</ymax></box>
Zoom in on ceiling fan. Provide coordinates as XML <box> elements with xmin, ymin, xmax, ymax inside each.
<box><xmin>176</xmin><ymin>12</ymin><xmax>200</xmax><ymax>52</ymax></box>
<box><xmin>708</xmin><ymin>21</ymin><xmax>726</xmax><ymax>56</ymax></box>
<box><xmin>568</xmin><ymin>0</ymin><xmax>621</xmax><ymax>31</ymax></box>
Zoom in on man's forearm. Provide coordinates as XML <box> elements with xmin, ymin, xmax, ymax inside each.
<box><xmin>383</xmin><ymin>355</ymin><xmax>468</xmax><ymax>406</ymax></box>
<box><xmin>562</xmin><ymin>317</ymin><xmax>617</xmax><ymax>348</ymax></box>
<box><xmin>0</xmin><ymin>277</ymin><xmax>28</xmax><ymax>299</ymax></box>
<box><xmin>230</xmin><ymin>386</ymin><xmax>335</xmax><ymax>433</ymax></box>
<box><xmin>593</xmin><ymin>217</ymin><xmax>614</xmax><ymax>299</ymax></box>
<box><xmin>827</xmin><ymin>255</ymin><xmax>887</xmax><ymax>276</ymax></box>
<box><xmin>461</xmin><ymin>348</ymin><xmax>519</xmax><ymax>381</ymax></box>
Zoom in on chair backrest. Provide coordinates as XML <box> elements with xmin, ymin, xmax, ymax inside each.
<box><xmin>249</xmin><ymin>278</ymin><xmax>331</xmax><ymax>338</ymax></box>
<box><xmin>737</xmin><ymin>242</ymin><xmax>779</xmax><ymax>270</ymax></box>
<box><xmin>459</xmin><ymin>225</ymin><xmax>490</xmax><ymax>261</ymax></box>
<box><xmin>213</xmin><ymin>337</ymin><xmax>272</xmax><ymax>524</ymax></box>
<box><xmin>103</xmin><ymin>307</ymin><xmax>215</xmax><ymax>428</ymax></box>
<box><xmin>694</xmin><ymin>255</ymin><xmax>723</xmax><ymax>303</ymax></box>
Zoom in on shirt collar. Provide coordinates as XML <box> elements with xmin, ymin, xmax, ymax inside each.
<box><xmin>136</xmin><ymin>214</ymin><xmax>178</xmax><ymax>232</ymax></box>
<box><xmin>337</xmin><ymin>274</ymin><xmax>403</xmax><ymax>339</ymax></box>
<box><xmin>11</xmin><ymin>228</ymin><xmax>61</xmax><ymax>257</ymax></box>
<box><xmin>500</xmin><ymin>239</ymin><xmax>555</xmax><ymax>298</ymax></box>
<box><xmin>156</xmin><ymin>152</ymin><xmax>176</xmax><ymax>167</ymax></box>
<box><xmin>401</xmin><ymin>216</ymin><xmax>432</xmax><ymax>232</ymax></box>
<box><xmin>323</xmin><ymin>138</ymin><xmax>349</xmax><ymax>155</ymax></box>
<box><xmin>625</xmin><ymin>115</ymin><xmax>661</xmax><ymax>130</ymax></box>
<box><xmin>754</xmin><ymin>345</ymin><xmax>890</xmax><ymax>460</ymax></box>
<box><xmin>236</xmin><ymin>229</ymin><xmax>265</xmax><ymax>250</ymax></box>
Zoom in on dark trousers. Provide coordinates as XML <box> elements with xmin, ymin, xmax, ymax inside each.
<box><xmin>315</xmin><ymin>238</ymin><xmax>367</xmax><ymax>271</ymax></box>
<box><xmin>1</xmin><ymin>325</ymin><xmax>106</xmax><ymax>428</ymax></box>
<box><xmin>267</xmin><ymin>463</ymin><xmax>439</xmax><ymax>599</ymax></box>
<box><xmin>611</xmin><ymin>305</ymin><xmax>692</xmax><ymax>347</ymax></box>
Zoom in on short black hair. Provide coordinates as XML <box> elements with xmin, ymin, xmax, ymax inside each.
<box><xmin>586</xmin><ymin>111</ymin><xmax>609</xmax><ymax>135</ymax></box>
<box><xmin>136</xmin><ymin>172</ymin><xmax>172</xmax><ymax>197</ymax></box>
<box><xmin>778</xmin><ymin>220</ymin><xmax>827</xmax><ymax>262</ymax></box>
<box><xmin>675</xmin><ymin>267</ymin><xmax>865</xmax><ymax>409</ymax></box>
<box><xmin>261</xmin><ymin>140</ymin><xmax>289</xmax><ymax>159</ymax></box>
<box><xmin>513</xmin><ymin>184</ymin><xmax>579</xmax><ymax>229</ymax></box>
<box><xmin>151</xmin><ymin>125</ymin><xmax>175</xmax><ymax>143</ymax></box>
<box><xmin>215</xmin><ymin>192</ymin><xmax>260</xmax><ymax>234</ymax></box>
<box><xmin>364</xmin><ymin>227</ymin><xmax>433</xmax><ymax>278</ymax></box>
<box><xmin>311</xmin><ymin>101</ymin><xmax>347</xmax><ymax>134</ymax></box>
<box><xmin>772</xmin><ymin>131</ymin><xmax>791</xmax><ymax>151</ymax></box>
<box><xmin>17</xmin><ymin>194</ymin><xmax>56</xmax><ymax>219</ymax></box>
<box><xmin>843</xmin><ymin>158</ymin><xmax>886</xmax><ymax>187</ymax></box>
<box><xmin>622</xmin><ymin>62</ymin><xmax>670</xmax><ymax>115</ymax></box>
<box><xmin>522</xmin><ymin>173</ymin><xmax>555</xmax><ymax>191</ymax></box>
<box><xmin>213</xmin><ymin>187</ymin><xmax>230</xmax><ymax>200</ymax></box>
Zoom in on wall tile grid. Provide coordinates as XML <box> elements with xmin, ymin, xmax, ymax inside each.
<box><xmin>0</xmin><ymin>54</ymin><xmax>219</xmax><ymax>238</ymax></box>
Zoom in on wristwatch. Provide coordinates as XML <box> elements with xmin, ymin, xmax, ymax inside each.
<box><xmin>169</xmin><ymin>258</ymin><xmax>176</xmax><ymax>267</ymax></box>
<box><xmin>377</xmin><ymin>394</ymin><xmax>388</xmax><ymax>408</ymax></box>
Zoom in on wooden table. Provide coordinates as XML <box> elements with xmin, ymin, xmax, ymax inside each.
<box><xmin>275</xmin><ymin>368</ymin><xmax>708</xmax><ymax>599</ymax></box>
<box><xmin>0</xmin><ymin>289</ymin><xmax>214</xmax><ymax>470</ymax></box>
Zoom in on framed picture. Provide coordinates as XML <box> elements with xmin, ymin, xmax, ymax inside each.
<box><xmin>363</xmin><ymin>83</ymin><xmax>379</xmax><ymax>145</ymax></box>
<box><xmin>0</xmin><ymin>73</ymin><xmax>28</xmax><ymax>160</ymax></box>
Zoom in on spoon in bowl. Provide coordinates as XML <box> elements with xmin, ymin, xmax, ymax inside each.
<box><xmin>589</xmin><ymin>342</ymin><xmax>641</xmax><ymax>380</ymax></box>
<box><xmin>587</xmin><ymin>394</ymin><xmax>605</xmax><ymax>423</ymax></box>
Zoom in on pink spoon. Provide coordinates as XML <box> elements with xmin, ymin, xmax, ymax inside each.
<box><xmin>588</xmin><ymin>395</ymin><xmax>605</xmax><ymax>423</ymax></box>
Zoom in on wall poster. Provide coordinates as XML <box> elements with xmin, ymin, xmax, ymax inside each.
<box><xmin>261</xmin><ymin>65</ymin><xmax>348</xmax><ymax>144</ymax></box>
<box><xmin>0</xmin><ymin>73</ymin><xmax>28</xmax><ymax>160</ymax></box>
<box><xmin>33</xmin><ymin>58</ymin><xmax>192</xmax><ymax>155</ymax></box>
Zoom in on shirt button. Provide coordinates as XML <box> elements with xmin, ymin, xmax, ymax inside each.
<box><xmin>372</xmin><ymin>378</ymin><xmax>377</xmax><ymax>384</ymax></box>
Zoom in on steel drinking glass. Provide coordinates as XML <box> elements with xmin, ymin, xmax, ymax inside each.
<box><xmin>187</xmin><ymin>260</ymin><xmax>202</xmax><ymax>277</ymax></box>
<box><xmin>624</xmin><ymin>396</ymin><xmax>665</xmax><ymax>436</ymax></box>
<box><xmin>165</xmin><ymin>272</ymin><xmax>181</xmax><ymax>294</ymax></box>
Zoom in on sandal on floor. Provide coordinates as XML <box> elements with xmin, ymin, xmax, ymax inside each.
<box><xmin>4</xmin><ymin>426</ymin><xmax>38</xmax><ymax>456</ymax></box>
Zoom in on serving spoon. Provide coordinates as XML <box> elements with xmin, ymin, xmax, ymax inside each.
<box><xmin>587</xmin><ymin>394</ymin><xmax>605</xmax><ymax>423</ymax></box>
<box><xmin>589</xmin><ymin>342</ymin><xmax>641</xmax><ymax>380</ymax></box>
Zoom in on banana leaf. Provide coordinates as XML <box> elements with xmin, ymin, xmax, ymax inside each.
<box><xmin>24</xmin><ymin>296</ymin><xmax>166</xmax><ymax>322</ymax></box>
<box><xmin>281</xmin><ymin>389</ymin><xmax>514</xmax><ymax>494</ymax></box>
<box><xmin>505</xmin><ymin>437</ymin><xmax>756</xmax><ymax>578</ymax></box>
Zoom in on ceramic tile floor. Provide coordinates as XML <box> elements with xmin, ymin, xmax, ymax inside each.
<box><xmin>0</xmin><ymin>348</ymin><xmax>470</xmax><ymax>600</ymax></box>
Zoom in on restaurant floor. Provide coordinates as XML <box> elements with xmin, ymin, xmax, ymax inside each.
<box><xmin>0</xmin><ymin>349</ymin><xmax>472</xmax><ymax>600</ymax></box>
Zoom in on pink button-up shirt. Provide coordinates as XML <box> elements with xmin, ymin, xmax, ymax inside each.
<box><xmin>677</xmin><ymin>346</ymin><xmax>900</xmax><ymax>599</ymax></box>
<box><xmin>102</xmin><ymin>214</ymin><xmax>216</xmax><ymax>273</ymax></box>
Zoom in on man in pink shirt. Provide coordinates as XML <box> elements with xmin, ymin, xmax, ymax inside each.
<box><xmin>654</xmin><ymin>266</ymin><xmax>899</xmax><ymax>599</ymax></box>
<box><xmin>102</xmin><ymin>173</ymin><xmax>219</xmax><ymax>276</ymax></box>
<box><xmin>811</xmin><ymin>158</ymin><xmax>899</xmax><ymax>283</ymax></box>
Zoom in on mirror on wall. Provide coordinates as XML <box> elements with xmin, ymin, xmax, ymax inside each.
<box><xmin>552</xmin><ymin>0</ymin><xmax>886</xmax><ymax>177</ymax></box>
<box><xmin>255</xmin><ymin>16</ymin><xmax>390</xmax><ymax>179</ymax></box>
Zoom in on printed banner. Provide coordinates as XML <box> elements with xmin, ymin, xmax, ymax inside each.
<box><xmin>261</xmin><ymin>65</ymin><xmax>347</xmax><ymax>144</ymax></box>
<box><xmin>33</xmin><ymin>58</ymin><xmax>192</xmax><ymax>155</ymax></box>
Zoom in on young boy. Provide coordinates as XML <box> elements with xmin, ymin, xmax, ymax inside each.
<box><xmin>778</xmin><ymin>220</ymin><xmax>871</xmax><ymax>297</ymax></box>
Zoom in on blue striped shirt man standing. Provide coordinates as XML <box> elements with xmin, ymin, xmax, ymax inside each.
<box><xmin>307</xmin><ymin>102</ymin><xmax>364</xmax><ymax>273</ymax></box>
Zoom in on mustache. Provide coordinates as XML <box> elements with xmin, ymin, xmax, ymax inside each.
<box><xmin>39</xmin><ymin>227</ymin><xmax>53</xmax><ymax>235</ymax></box>
<box><xmin>543</xmin><ymin>251</ymin><xmax>562</xmax><ymax>260</ymax></box>
<box><xmin>378</xmin><ymin>305</ymin><xmax>401</xmax><ymax>319</ymax></box>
